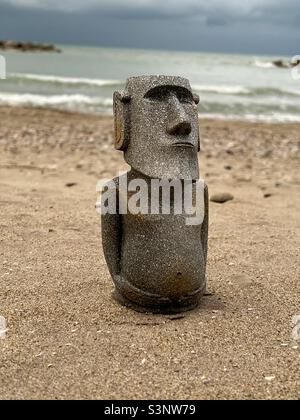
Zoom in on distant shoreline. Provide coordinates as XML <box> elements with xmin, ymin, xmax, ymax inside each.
<box><xmin>0</xmin><ymin>40</ymin><xmax>61</xmax><ymax>53</ymax></box>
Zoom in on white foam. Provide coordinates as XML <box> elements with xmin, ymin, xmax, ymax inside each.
<box><xmin>193</xmin><ymin>84</ymin><xmax>250</xmax><ymax>95</ymax></box>
<box><xmin>200</xmin><ymin>113</ymin><xmax>300</xmax><ymax>123</ymax></box>
<box><xmin>284</xmin><ymin>88</ymin><xmax>300</xmax><ymax>97</ymax></box>
<box><xmin>253</xmin><ymin>60</ymin><xmax>275</xmax><ymax>69</ymax></box>
<box><xmin>9</xmin><ymin>73</ymin><xmax>122</xmax><ymax>87</ymax></box>
<box><xmin>0</xmin><ymin>92</ymin><xmax>113</xmax><ymax>107</ymax></box>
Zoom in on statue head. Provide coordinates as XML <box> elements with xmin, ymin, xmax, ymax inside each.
<box><xmin>113</xmin><ymin>75</ymin><xmax>200</xmax><ymax>179</ymax></box>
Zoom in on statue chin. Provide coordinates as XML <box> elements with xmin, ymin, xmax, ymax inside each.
<box><xmin>125</xmin><ymin>147</ymin><xmax>200</xmax><ymax>180</ymax></box>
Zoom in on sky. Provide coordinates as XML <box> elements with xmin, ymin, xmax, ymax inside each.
<box><xmin>0</xmin><ymin>0</ymin><xmax>299</xmax><ymax>55</ymax></box>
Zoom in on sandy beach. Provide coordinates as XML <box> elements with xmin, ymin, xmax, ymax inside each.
<box><xmin>0</xmin><ymin>106</ymin><xmax>299</xmax><ymax>400</ymax></box>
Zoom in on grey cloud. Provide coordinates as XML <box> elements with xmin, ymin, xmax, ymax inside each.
<box><xmin>1</xmin><ymin>0</ymin><xmax>299</xmax><ymax>26</ymax></box>
<box><xmin>0</xmin><ymin>0</ymin><xmax>299</xmax><ymax>55</ymax></box>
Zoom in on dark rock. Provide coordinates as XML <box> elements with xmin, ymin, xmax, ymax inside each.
<box><xmin>290</xmin><ymin>59</ymin><xmax>300</xmax><ymax>68</ymax></box>
<box><xmin>0</xmin><ymin>40</ymin><xmax>61</xmax><ymax>53</ymax></box>
<box><xmin>224</xmin><ymin>165</ymin><xmax>232</xmax><ymax>170</ymax></box>
<box><xmin>65</xmin><ymin>182</ymin><xmax>77</xmax><ymax>188</ymax></box>
<box><xmin>263</xmin><ymin>193</ymin><xmax>272</xmax><ymax>198</ymax></box>
<box><xmin>210</xmin><ymin>193</ymin><xmax>234</xmax><ymax>203</ymax></box>
<box><xmin>273</xmin><ymin>60</ymin><xmax>289</xmax><ymax>69</ymax></box>
<box><xmin>272</xmin><ymin>59</ymin><xmax>299</xmax><ymax>69</ymax></box>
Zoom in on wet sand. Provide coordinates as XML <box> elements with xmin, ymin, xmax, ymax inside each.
<box><xmin>0</xmin><ymin>106</ymin><xmax>299</xmax><ymax>399</ymax></box>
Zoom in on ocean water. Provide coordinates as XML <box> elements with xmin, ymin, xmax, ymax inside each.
<box><xmin>0</xmin><ymin>45</ymin><xmax>300</xmax><ymax>122</ymax></box>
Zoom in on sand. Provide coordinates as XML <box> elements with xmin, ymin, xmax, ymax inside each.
<box><xmin>0</xmin><ymin>106</ymin><xmax>299</xmax><ymax>400</ymax></box>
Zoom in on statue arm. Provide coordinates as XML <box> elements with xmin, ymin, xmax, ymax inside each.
<box><xmin>101</xmin><ymin>182</ymin><xmax>122</xmax><ymax>279</ymax></box>
<box><xmin>201</xmin><ymin>182</ymin><xmax>209</xmax><ymax>265</ymax></box>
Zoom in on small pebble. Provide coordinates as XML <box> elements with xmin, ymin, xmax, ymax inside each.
<box><xmin>210</xmin><ymin>193</ymin><xmax>234</xmax><ymax>204</ymax></box>
<box><xmin>0</xmin><ymin>316</ymin><xmax>7</xmax><ymax>340</ymax></box>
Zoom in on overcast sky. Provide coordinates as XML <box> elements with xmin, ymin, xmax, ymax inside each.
<box><xmin>0</xmin><ymin>0</ymin><xmax>299</xmax><ymax>55</ymax></box>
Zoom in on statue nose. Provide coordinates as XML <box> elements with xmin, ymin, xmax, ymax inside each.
<box><xmin>167</xmin><ymin>95</ymin><xmax>192</xmax><ymax>136</ymax></box>
<box><xmin>167</xmin><ymin>120</ymin><xmax>192</xmax><ymax>136</ymax></box>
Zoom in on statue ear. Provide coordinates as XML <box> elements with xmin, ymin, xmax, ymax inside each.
<box><xmin>192</xmin><ymin>92</ymin><xmax>201</xmax><ymax>152</ymax></box>
<box><xmin>193</xmin><ymin>93</ymin><xmax>200</xmax><ymax>104</ymax></box>
<box><xmin>113</xmin><ymin>91</ymin><xmax>131</xmax><ymax>151</ymax></box>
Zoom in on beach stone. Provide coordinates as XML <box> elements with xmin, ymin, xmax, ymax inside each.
<box><xmin>0</xmin><ymin>316</ymin><xmax>7</xmax><ymax>340</ymax></box>
<box><xmin>210</xmin><ymin>193</ymin><xmax>234</xmax><ymax>203</ymax></box>
<box><xmin>101</xmin><ymin>75</ymin><xmax>209</xmax><ymax>313</ymax></box>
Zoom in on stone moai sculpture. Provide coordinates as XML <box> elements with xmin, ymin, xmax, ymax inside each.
<box><xmin>101</xmin><ymin>75</ymin><xmax>208</xmax><ymax>313</ymax></box>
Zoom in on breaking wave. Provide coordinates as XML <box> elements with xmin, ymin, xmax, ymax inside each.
<box><xmin>253</xmin><ymin>60</ymin><xmax>275</xmax><ymax>69</ymax></box>
<box><xmin>0</xmin><ymin>92</ymin><xmax>113</xmax><ymax>110</ymax></box>
<box><xmin>9</xmin><ymin>73</ymin><xmax>123</xmax><ymax>88</ymax></box>
<box><xmin>193</xmin><ymin>84</ymin><xmax>251</xmax><ymax>95</ymax></box>
<box><xmin>201</xmin><ymin>113</ymin><xmax>300</xmax><ymax>123</ymax></box>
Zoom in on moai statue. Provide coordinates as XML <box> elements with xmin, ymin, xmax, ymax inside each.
<box><xmin>101</xmin><ymin>75</ymin><xmax>208</xmax><ymax>313</ymax></box>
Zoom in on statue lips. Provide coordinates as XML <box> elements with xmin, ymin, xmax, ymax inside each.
<box><xmin>172</xmin><ymin>142</ymin><xmax>195</xmax><ymax>149</ymax></box>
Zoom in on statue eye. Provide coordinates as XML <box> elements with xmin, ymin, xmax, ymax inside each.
<box><xmin>146</xmin><ymin>94</ymin><xmax>165</xmax><ymax>102</ymax></box>
<box><xmin>179</xmin><ymin>97</ymin><xmax>193</xmax><ymax>104</ymax></box>
<box><xmin>145</xmin><ymin>88</ymin><xmax>168</xmax><ymax>102</ymax></box>
<box><xmin>177</xmin><ymin>91</ymin><xmax>194</xmax><ymax>104</ymax></box>
<box><xmin>144</xmin><ymin>86</ymin><xmax>194</xmax><ymax>104</ymax></box>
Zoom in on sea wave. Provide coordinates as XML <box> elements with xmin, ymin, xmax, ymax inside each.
<box><xmin>6</xmin><ymin>74</ymin><xmax>300</xmax><ymax>99</ymax></box>
<box><xmin>193</xmin><ymin>84</ymin><xmax>251</xmax><ymax>95</ymax></box>
<box><xmin>201</xmin><ymin>113</ymin><xmax>300</xmax><ymax>123</ymax></box>
<box><xmin>1</xmin><ymin>92</ymin><xmax>299</xmax><ymax>123</ymax></box>
<box><xmin>194</xmin><ymin>84</ymin><xmax>300</xmax><ymax>98</ymax></box>
<box><xmin>0</xmin><ymin>92</ymin><xmax>113</xmax><ymax>108</ymax></box>
<box><xmin>253</xmin><ymin>60</ymin><xmax>275</xmax><ymax>69</ymax></box>
<box><xmin>251</xmin><ymin>87</ymin><xmax>300</xmax><ymax>97</ymax></box>
<box><xmin>9</xmin><ymin>73</ymin><xmax>123</xmax><ymax>88</ymax></box>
